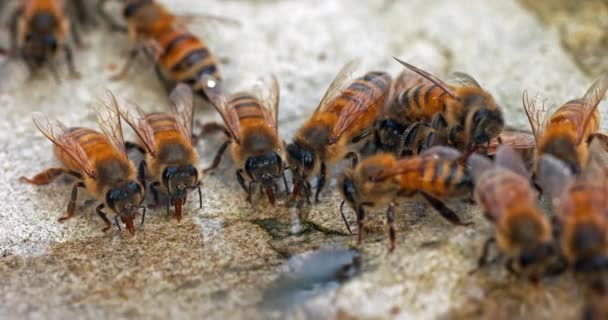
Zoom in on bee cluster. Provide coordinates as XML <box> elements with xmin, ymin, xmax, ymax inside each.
<box><xmin>5</xmin><ymin>0</ymin><xmax>608</xmax><ymax>318</ymax></box>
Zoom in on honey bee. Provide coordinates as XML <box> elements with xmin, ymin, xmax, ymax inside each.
<box><xmin>524</xmin><ymin>76</ymin><xmax>608</xmax><ymax>175</ymax></box>
<box><xmin>286</xmin><ymin>61</ymin><xmax>392</xmax><ymax>203</ymax></box>
<box><xmin>338</xmin><ymin>146</ymin><xmax>472</xmax><ymax>251</ymax></box>
<box><xmin>201</xmin><ymin>75</ymin><xmax>287</xmax><ymax>206</ymax></box>
<box><xmin>9</xmin><ymin>0</ymin><xmax>81</xmax><ymax>80</ymax></box>
<box><xmin>538</xmin><ymin>145</ymin><xmax>608</xmax><ymax>273</ymax></box>
<box><xmin>468</xmin><ymin>146</ymin><xmax>554</xmax><ymax>280</ymax></box>
<box><xmin>483</xmin><ymin>129</ymin><xmax>536</xmax><ymax>168</ymax></box>
<box><xmin>103</xmin><ymin>0</ymin><xmax>222</xmax><ymax>100</ymax></box>
<box><xmin>392</xmin><ymin>57</ymin><xmax>504</xmax><ymax>152</ymax></box>
<box><xmin>19</xmin><ymin>94</ymin><xmax>146</xmax><ymax>235</ymax></box>
<box><xmin>120</xmin><ymin>84</ymin><xmax>202</xmax><ymax>222</ymax></box>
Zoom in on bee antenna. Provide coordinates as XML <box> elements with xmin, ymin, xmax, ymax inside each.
<box><xmin>340</xmin><ymin>201</ymin><xmax>353</xmax><ymax>235</ymax></box>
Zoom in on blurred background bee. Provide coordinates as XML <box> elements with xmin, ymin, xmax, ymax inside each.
<box><xmin>20</xmin><ymin>93</ymin><xmax>146</xmax><ymax>235</ymax></box>
<box><xmin>286</xmin><ymin>61</ymin><xmax>392</xmax><ymax>203</ymax></box>
<box><xmin>201</xmin><ymin>74</ymin><xmax>287</xmax><ymax>206</ymax></box>
<box><xmin>524</xmin><ymin>76</ymin><xmax>608</xmax><ymax>175</ymax></box>
<box><xmin>98</xmin><ymin>0</ymin><xmax>223</xmax><ymax>100</ymax></box>
<box><xmin>468</xmin><ymin>146</ymin><xmax>555</xmax><ymax>281</ymax></box>
<box><xmin>539</xmin><ymin>140</ymin><xmax>608</xmax><ymax>275</ymax></box>
<box><xmin>339</xmin><ymin>147</ymin><xmax>472</xmax><ymax>251</ymax></box>
<box><xmin>392</xmin><ymin>57</ymin><xmax>504</xmax><ymax>153</ymax></box>
<box><xmin>8</xmin><ymin>0</ymin><xmax>82</xmax><ymax>80</ymax></box>
<box><xmin>120</xmin><ymin>84</ymin><xmax>202</xmax><ymax>222</ymax></box>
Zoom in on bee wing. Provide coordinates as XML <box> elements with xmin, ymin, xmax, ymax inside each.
<box><xmin>576</xmin><ymin>75</ymin><xmax>608</xmax><ymax>145</ymax></box>
<box><xmin>390</xmin><ymin>69</ymin><xmax>430</xmax><ymax>97</ymax></box>
<box><xmin>522</xmin><ymin>90</ymin><xmax>552</xmax><ymax>144</ymax></box>
<box><xmin>448</xmin><ymin>72</ymin><xmax>482</xmax><ymax>88</ymax></box>
<box><xmin>494</xmin><ymin>145</ymin><xmax>530</xmax><ymax>178</ymax></box>
<box><xmin>485</xmin><ymin>130</ymin><xmax>536</xmax><ymax>156</ymax></box>
<box><xmin>252</xmin><ymin>74</ymin><xmax>280</xmax><ymax>132</ymax></box>
<box><xmin>586</xmin><ymin>138</ymin><xmax>608</xmax><ymax>176</ymax></box>
<box><xmin>467</xmin><ymin>154</ymin><xmax>494</xmax><ymax>183</ymax></box>
<box><xmin>314</xmin><ymin>59</ymin><xmax>360</xmax><ymax>114</ymax></box>
<box><xmin>538</xmin><ymin>154</ymin><xmax>574</xmax><ymax>211</ymax></box>
<box><xmin>200</xmin><ymin>74</ymin><xmax>241</xmax><ymax>144</ymax></box>
<box><xmin>169</xmin><ymin>83</ymin><xmax>195</xmax><ymax>144</ymax></box>
<box><xmin>420</xmin><ymin>146</ymin><xmax>462</xmax><ymax>161</ymax></box>
<box><xmin>94</xmin><ymin>91</ymin><xmax>128</xmax><ymax>159</ymax></box>
<box><xmin>393</xmin><ymin>57</ymin><xmax>457</xmax><ymax>98</ymax></box>
<box><xmin>32</xmin><ymin>114</ymin><xmax>96</xmax><ymax>179</ymax></box>
<box><xmin>118</xmin><ymin>103</ymin><xmax>157</xmax><ymax>156</ymax></box>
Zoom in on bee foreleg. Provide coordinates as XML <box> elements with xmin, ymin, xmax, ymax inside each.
<box><xmin>20</xmin><ymin>167</ymin><xmax>81</xmax><ymax>185</ymax></box>
<box><xmin>356</xmin><ymin>206</ymin><xmax>366</xmax><ymax>245</ymax></box>
<box><xmin>203</xmin><ymin>139</ymin><xmax>231</xmax><ymax>173</ymax></box>
<box><xmin>420</xmin><ymin>192</ymin><xmax>472</xmax><ymax>226</ymax></box>
<box><xmin>236</xmin><ymin>169</ymin><xmax>247</xmax><ymax>193</ymax></box>
<box><xmin>386</xmin><ymin>203</ymin><xmax>396</xmax><ymax>253</ymax></box>
<box><xmin>477</xmin><ymin>237</ymin><xmax>497</xmax><ymax>267</ymax></box>
<box><xmin>63</xmin><ymin>44</ymin><xmax>80</xmax><ymax>78</ymax></box>
<box><xmin>150</xmin><ymin>181</ymin><xmax>161</xmax><ymax>207</ymax></box>
<box><xmin>58</xmin><ymin>181</ymin><xmax>86</xmax><ymax>222</ymax></box>
<box><xmin>96</xmin><ymin>0</ymin><xmax>128</xmax><ymax>32</ymax></box>
<box><xmin>95</xmin><ymin>204</ymin><xmax>112</xmax><ymax>232</ymax></box>
<box><xmin>314</xmin><ymin>163</ymin><xmax>327</xmax><ymax>203</ymax></box>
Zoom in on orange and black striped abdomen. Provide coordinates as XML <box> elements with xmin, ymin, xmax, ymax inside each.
<box><xmin>145</xmin><ymin>113</ymin><xmax>194</xmax><ymax>164</ymax></box>
<box><xmin>389</xmin><ymin>83</ymin><xmax>451</xmax><ymax>123</ymax></box>
<box><xmin>327</xmin><ymin>71</ymin><xmax>391</xmax><ymax>116</ymax></box>
<box><xmin>55</xmin><ymin>128</ymin><xmax>116</xmax><ymax>173</ymax></box>
<box><xmin>229</xmin><ymin>94</ymin><xmax>277</xmax><ymax>153</ymax></box>
<box><xmin>145</xmin><ymin>113</ymin><xmax>182</xmax><ymax>143</ymax></box>
<box><xmin>156</xmin><ymin>28</ymin><xmax>220</xmax><ymax>93</ymax></box>
<box><xmin>397</xmin><ymin>157</ymin><xmax>472</xmax><ymax>198</ymax></box>
<box><xmin>548</xmin><ymin>100</ymin><xmax>600</xmax><ymax>138</ymax></box>
<box><xmin>476</xmin><ymin>172</ymin><xmax>531</xmax><ymax>222</ymax></box>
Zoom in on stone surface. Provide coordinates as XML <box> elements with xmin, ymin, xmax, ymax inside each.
<box><xmin>0</xmin><ymin>0</ymin><xmax>605</xmax><ymax>319</ymax></box>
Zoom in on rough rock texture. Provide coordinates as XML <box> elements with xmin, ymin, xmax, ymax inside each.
<box><xmin>0</xmin><ymin>0</ymin><xmax>605</xmax><ymax>319</ymax></box>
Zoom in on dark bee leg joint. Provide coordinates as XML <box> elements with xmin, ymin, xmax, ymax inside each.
<box><xmin>59</xmin><ymin>182</ymin><xmax>86</xmax><ymax>222</ymax></box>
<box><xmin>150</xmin><ymin>182</ymin><xmax>161</xmax><ymax>207</ymax></box>
<box><xmin>20</xmin><ymin>167</ymin><xmax>81</xmax><ymax>185</ymax></box>
<box><xmin>477</xmin><ymin>237</ymin><xmax>497</xmax><ymax>267</ymax></box>
<box><xmin>386</xmin><ymin>203</ymin><xmax>396</xmax><ymax>252</ymax></box>
<box><xmin>96</xmin><ymin>0</ymin><xmax>128</xmax><ymax>32</ymax></box>
<box><xmin>345</xmin><ymin>152</ymin><xmax>359</xmax><ymax>167</ymax></box>
<box><xmin>112</xmin><ymin>48</ymin><xmax>140</xmax><ymax>81</ymax></box>
<box><xmin>64</xmin><ymin>45</ymin><xmax>80</xmax><ymax>78</ymax></box>
<box><xmin>356</xmin><ymin>206</ymin><xmax>366</xmax><ymax>245</ymax></box>
<box><xmin>125</xmin><ymin>141</ymin><xmax>147</xmax><ymax>154</ymax></box>
<box><xmin>420</xmin><ymin>192</ymin><xmax>471</xmax><ymax>226</ymax></box>
<box><xmin>95</xmin><ymin>204</ymin><xmax>112</xmax><ymax>232</ymax></box>
<box><xmin>137</xmin><ymin>161</ymin><xmax>147</xmax><ymax>188</ymax></box>
<box><xmin>315</xmin><ymin>163</ymin><xmax>327</xmax><ymax>203</ymax></box>
<box><xmin>203</xmin><ymin>140</ymin><xmax>231</xmax><ymax>173</ymax></box>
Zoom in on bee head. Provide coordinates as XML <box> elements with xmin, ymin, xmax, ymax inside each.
<box><xmin>469</xmin><ymin>107</ymin><xmax>504</xmax><ymax>146</ymax></box>
<box><xmin>245</xmin><ymin>152</ymin><xmax>283</xmax><ymax>187</ymax></box>
<box><xmin>23</xmin><ymin>13</ymin><xmax>59</xmax><ymax>67</ymax></box>
<box><xmin>519</xmin><ymin>242</ymin><xmax>555</xmax><ymax>269</ymax></box>
<box><xmin>286</xmin><ymin>142</ymin><xmax>316</xmax><ymax>181</ymax></box>
<box><xmin>375</xmin><ymin>119</ymin><xmax>407</xmax><ymax>153</ymax></box>
<box><xmin>105</xmin><ymin>180</ymin><xmax>145</xmax><ymax>235</ymax></box>
<box><xmin>162</xmin><ymin>164</ymin><xmax>199</xmax><ymax>221</ymax></box>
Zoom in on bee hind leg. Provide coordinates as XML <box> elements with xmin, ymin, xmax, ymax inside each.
<box><xmin>203</xmin><ymin>139</ymin><xmax>231</xmax><ymax>173</ymax></box>
<box><xmin>95</xmin><ymin>204</ymin><xmax>112</xmax><ymax>232</ymax></box>
<box><xmin>386</xmin><ymin>203</ymin><xmax>396</xmax><ymax>253</ymax></box>
<box><xmin>59</xmin><ymin>181</ymin><xmax>86</xmax><ymax>222</ymax></box>
<box><xmin>477</xmin><ymin>237</ymin><xmax>497</xmax><ymax>267</ymax></box>
<box><xmin>314</xmin><ymin>163</ymin><xmax>327</xmax><ymax>203</ymax></box>
<box><xmin>63</xmin><ymin>44</ymin><xmax>80</xmax><ymax>78</ymax></box>
<box><xmin>420</xmin><ymin>192</ymin><xmax>472</xmax><ymax>227</ymax></box>
<box><xmin>20</xmin><ymin>168</ymin><xmax>81</xmax><ymax>185</ymax></box>
<box><xmin>125</xmin><ymin>141</ymin><xmax>146</xmax><ymax>154</ymax></box>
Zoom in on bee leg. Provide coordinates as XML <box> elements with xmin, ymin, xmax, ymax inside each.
<box><xmin>9</xmin><ymin>8</ymin><xmax>21</xmax><ymax>57</ymax></box>
<box><xmin>58</xmin><ymin>181</ymin><xmax>86</xmax><ymax>222</ymax></box>
<box><xmin>114</xmin><ymin>215</ymin><xmax>121</xmax><ymax>232</ymax></box>
<box><xmin>356</xmin><ymin>206</ymin><xmax>366</xmax><ymax>245</ymax></box>
<box><xmin>420</xmin><ymin>192</ymin><xmax>472</xmax><ymax>226</ymax></box>
<box><xmin>477</xmin><ymin>237</ymin><xmax>497</xmax><ymax>267</ymax></box>
<box><xmin>63</xmin><ymin>44</ymin><xmax>80</xmax><ymax>79</ymax></box>
<box><xmin>137</xmin><ymin>161</ymin><xmax>147</xmax><ymax>188</ymax></box>
<box><xmin>345</xmin><ymin>152</ymin><xmax>359</xmax><ymax>167</ymax></box>
<box><xmin>304</xmin><ymin>181</ymin><xmax>312</xmax><ymax>205</ymax></box>
<box><xmin>246</xmin><ymin>181</ymin><xmax>255</xmax><ymax>203</ymax></box>
<box><xmin>203</xmin><ymin>140</ymin><xmax>231</xmax><ymax>173</ymax></box>
<box><xmin>314</xmin><ymin>163</ymin><xmax>327</xmax><ymax>203</ymax></box>
<box><xmin>154</xmin><ymin>65</ymin><xmax>176</xmax><ymax>95</ymax></box>
<box><xmin>111</xmin><ymin>47</ymin><xmax>140</xmax><ymax>81</ymax></box>
<box><xmin>505</xmin><ymin>258</ymin><xmax>520</xmax><ymax>276</ymax></box>
<box><xmin>96</xmin><ymin>0</ymin><xmax>128</xmax><ymax>32</ymax></box>
<box><xmin>386</xmin><ymin>203</ymin><xmax>396</xmax><ymax>252</ymax></box>
<box><xmin>20</xmin><ymin>168</ymin><xmax>81</xmax><ymax>185</ymax></box>
<box><xmin>431</xmin><ymin>113</ymin><xmax>448</xmax><ymax>130</ymax></box>
<box><xmin>351</xmin><ymin>129</ymin><xmax>372</xmax><ymax>144</ymax></box>
<box><xmin>421</xmin><ymin>131</ymin><xmax>436</xmax><ymax>153</ymax></box>
<box><xmin>125</xmin><ymin>141</ymin><xmax>146</xmax><ymax>154</ymax></box>
<box><xmin>281</xmin><ymin>171</ymin><xmax>289</xmax><ymax>195</ymax></box>
<box><xmin>95</xmin><ymin>204</ymin><xmax>112</xmax><ymax>232</ymax></box>
<box><xmin>69</xmin><ymin>17</ymin><xmax>84</xmax><ymax>48</ymax></box>
<box><xmin>236</xmin><ymin>169</ymin><xmax>248</xmax><ymax>192</ymax></box>
<box><xmin>150</xmin><ymin>181</ymin><xmax>161</xmax><ymax>207</ymax></box>
<box><xmin>399</xmin><ymin>122</ymin><xmax>421</xmax><ymax>156</ymax></box>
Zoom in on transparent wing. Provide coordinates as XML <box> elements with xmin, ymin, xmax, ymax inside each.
<box><xmin>314</xmin><ymin>59</ymin><xmax>360</xmax><ymax>114</ymax></box>
<box><xmin>522</xmin><ymin>90</ymin><xmax>552</xmax><ymax>143</ymax></box>
<box><xmin>494</xmin><ymin>145</ymin><xmax>530</xmax><ymax>178</ymax></box>
<box><xmin>467</xmin><ymin>153</ymin><xmax>494</xmax><ymax>184</ymax></box>
<box><xmin>200</xmin><ymin>74</ymin><xmax>241</xmax><ymax>143</ymax></box>
<box><xmin>448</xmin><ymin>72</ymin><xmax>482</xmax><ymax>88</ymax></box>
<box><xmin>393</xmin><ymin>57</ymin><xmax>456</xmax><ymax>98</ymax></box>
<box><xmin>420</xmin><ymin>146</ymin><xmax>462</xmax><ymax>161</ymax></box>
<box><xmin>391</xmin><ymin>69</ymin><xmax>430</xmax><ymax>96</ymax></box>
<box><xmin>32</xmin><ymin>113</ymin><xmax>96</xmax><ymax>178</ymax></box>
<box><xmin>94</xmin><ymin>91</ymin><xmax>128</xmax><ymax>159</ymax></box>
<box><xmin>485</xmin><ymin>130</ymin><xmax>536</xmax><ymax>155</ymax></box>
<box><xmin>252</xmin><ymin>74</ymin><xmax>280</xmax><ymax>132</ymax></box>
<box><xmin>169</xmin><ymin>83</ymin><xmax>195</xmax><ymax>144</ymax></box>
<box><xmin>118</xmin><ymin>102</ymin><xmax>157</xmax><ymax>156</ymax></box>
<box><xmin>576</xmin><ymin>75</ymin><xmax>608</xmax><ymax>144</ymax></box>
<box><xmin>538</xmin><ymin>154</ymin><xmax>574</xmax><ymax>211</ymax></box>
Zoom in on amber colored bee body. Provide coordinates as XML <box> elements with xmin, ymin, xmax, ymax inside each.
<box><xmin>202</xmin><ymin>75</ymin><xmax>286</xmax><ymax>205</ymax></box>
<box><xmin>9</xmin><ymin>0</ymin><xmax>81</xmax><ymax>79</ymax></box>
<box><xmin>339</xmin><ymin>146</ymin><xmax>472</xmax><ymax>251</ymax></box>
<box><xmin>286</xmin><ymin>62</ymin><xmax>392</xmax><ymax>203</ymax></box>
<box><xmin>121</xmin><ymin>84</ymin><xmax>202</xmax><ymax>221</ymax></box>
<box><xmin>108</xmin><ymin>0</ymin><xmax>221</xmax><ymax>100</ymax></box>
<box><xmin>525</xmin><ymin>76</ymin><xmax>608</xmax><ymax>175</ymax></box>
<box><xmin>539</xmin><ymin>143</ymin><xmax>608</xmax><ymax>274</ymax></box>
<box><xmin>20</xmin><ymin>94</ymin><xmax>146</xmax><ymax>235</ymax></box>
<box><xmin>469</xmin><ymin>146</ymin><xmax>555</xmax><ymax>279</ymax></box>
<box><xmin>390</xmin><ymin>57</ymin><xmax>504</xmax><ymax>152</ymax></box>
